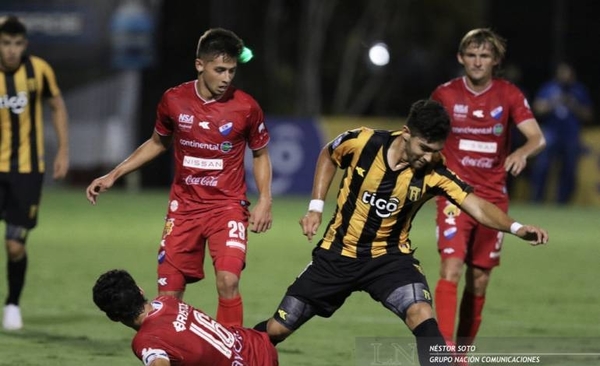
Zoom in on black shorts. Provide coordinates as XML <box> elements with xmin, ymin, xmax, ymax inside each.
<box><xmin>285</xmin><ymin>246</ymin><xmax>430</xmax><ymax>318</ymax></box>
<box><xmin>0</xmin><ymin>173</ymin><xmax>44</xmax><ymax>229</ymax></box>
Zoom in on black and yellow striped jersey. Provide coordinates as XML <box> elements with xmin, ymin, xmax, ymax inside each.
<box><xmin>0</xmin><ymin>55</ymin><xmax>61</xmax><ymax>173</ymax></box>
<box><xmin>320</xmin><ymin>127</ymin><xmax>473</xmax><ymax>258</ymax></box>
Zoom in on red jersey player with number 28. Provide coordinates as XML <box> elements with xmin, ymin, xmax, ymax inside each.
<box><xmin>86</xmin><ymin>28</ymin><xmax>273</xmax><ymax>328</ymax></box>
<box><xmin>431</xmin><ymin>28</ymin><xmax>546</xmax><ymax>347</ymax></box>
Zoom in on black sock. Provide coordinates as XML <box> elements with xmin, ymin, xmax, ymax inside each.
<box><xmin>6</xmin><ymin>254</ymin><xmax>27</xmax><ymax>305</ymax></box>
<box><xmin>253</xmin><ymin>320</ymin><xmax>268</xmax><ymax>332</ymax></box>
<box><xmin>253</xmin><ymin>320</ymin><xmax>284</xmax><ymax>346</ymax></box>
<box><xmin>412</xmin><ymin>318</ymin><xmax>450</xmax><ymax>366</ymax></box>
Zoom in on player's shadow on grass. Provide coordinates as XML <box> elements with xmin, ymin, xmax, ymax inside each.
<box><xmin>2</xmin><ymin>329</ymin><xmax>128</xmax><ymax>356</ymax></box>
<box><xmin>276</xmin><ymin>347</ymin><xmax>304</xmax><ymax>354</ymax></box>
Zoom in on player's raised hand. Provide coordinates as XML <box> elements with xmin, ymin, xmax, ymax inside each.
<box><xmin>514</xmin><ymin>225</ymin><xmax>548</xmax><ymax>245</ymax></box>
<box><xmin>299</xmin><ymin>211</ymin><xmax>322</xmax><ymax>242</ymax></box>
<box><xmin>86</xmin><ymin>174</ymin><xmax>116</xmax><ymax>205</ymax></box>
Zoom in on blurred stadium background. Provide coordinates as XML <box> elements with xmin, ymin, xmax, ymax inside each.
<box><xmin>1</xmin><ymin>1</ymin><xmax>600</xmax><ymax>365</ymax></box>
<box><xmin>1</xmin><ymin>0</ymin><xmax>600</xmax><ymax>203</ymax></box>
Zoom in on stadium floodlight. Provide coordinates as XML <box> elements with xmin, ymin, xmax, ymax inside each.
<box><xmin>368</xmin><ymin>42</ymin><xmax>390</xmax><ymax>67</ymax></box>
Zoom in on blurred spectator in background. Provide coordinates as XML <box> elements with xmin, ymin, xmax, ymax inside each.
<box><xmin>530</xmin><ymin>62</ymin><xmax>594</xmax><ymax>204</ymax></box>
<box><xmin>0</xmin><ymin>16</ymin><xmax>69</xmax><ymax>330</ymax></box>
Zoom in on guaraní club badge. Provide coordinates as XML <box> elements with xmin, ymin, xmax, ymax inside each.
<box><xmin>219</xmin><ymin>122</ymin><xmax>233</xmax><ymax>136</ymax></box>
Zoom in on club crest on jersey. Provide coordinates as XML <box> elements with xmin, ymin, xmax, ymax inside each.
<box><xmin>27</xmin><ymin>78</ymin><xmax>37</xmax><ymax>92</ymax></box>
<box><xmin>219</xmin><ymin>122</ymin><xmax>233</xmax><ymax>136</ymax></box>
<box><xmin>408</xmin><ymin>186</ymin><xmax>422</xmax><ymax>201</ymax></box>
<box><xmin>490</xmin><ymin>106</ymin><xmax>503</xmax><ymax>120</ymax></box>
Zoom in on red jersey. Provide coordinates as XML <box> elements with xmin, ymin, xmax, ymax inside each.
<box><xmin>431</xmin><ymin>77</ymin><xmax>534</xmax><ymax>200</ymax></box>
<box><xmin>132</xmin><ymin>296</ymin><xmax>278</xmax><ymax>366</ymax></box>
<box><xmin>155</xmin><ymin>81</ymin><xmax>269</xmax><ymax>217</ymax></box>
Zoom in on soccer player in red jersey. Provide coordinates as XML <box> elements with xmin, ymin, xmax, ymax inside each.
<box><xmin>86</xmin><ymin>28</ymin><xmax>272</xmax><ymax>327</ymax></box>
<box><xmin>430</xmin><ymin>29</ymin><xmax>546</xmax><ymax>347</ymax></box>
<box><xmin>93</xmin><ymin>269</ymin><xmax>278</xmax><ymax>366</ymax></box>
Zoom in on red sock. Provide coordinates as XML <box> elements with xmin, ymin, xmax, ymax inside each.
<box><xmin>456</xmin><ymin>290</ymin><xmax>485</xmax><ymax>346</ymax></box>
<box><xmin>216</xmin><ymin>295</ymin><xmax>243</xmax><ymax>327</ymax></box>
<box><xmin>434</xmin><ymin>279</ymin><xmax>458</xmax><ymax>342</ymax></box>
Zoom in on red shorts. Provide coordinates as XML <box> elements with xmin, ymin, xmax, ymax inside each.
<box><xmin>232</xmin><ymin>327</ymin><xmax>279</xmax><ymax>366</ymax></box>
<box><xmin>157</xmin><ymin>205</ymin><xmax>249</xmax><ymax>292</ymax></box>
<box><xmin>435</xmin><ymin>196</ymin><xmax>509</xmax><ymax>269</ymax></box>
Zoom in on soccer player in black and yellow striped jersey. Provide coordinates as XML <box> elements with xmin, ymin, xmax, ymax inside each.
<box><xmin>254</xmin><ymin>100</ymin><xmax>548</xmax><ymax>366</ymax></box>
<box><xmin>0</xmin><ymin>16</ymin><xmax>69</xmax><ymax>330</ymax></box>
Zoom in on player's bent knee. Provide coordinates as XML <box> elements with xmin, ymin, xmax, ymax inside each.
<box><xmin>216</xmin><ymin>271</ymin><xmax>240</xmax><ymax>290</ymax></box>
<box><xmin>6</xmin><ymin>224</ymin><xmax>29</xmax><ymax>245</ymax></box>
<box><xmin>382</xmin><ymin>283</ymin><xmax>432</xmax><ymax>321</ymax></box>
<box><xmin>405</xmin><ymin>302</ymin><xmax>435</xmax><ymax>330</ymax></box>
<box><xmin>272</xmin><ymin>296</ymin><xmax>316</xmax><ymax>332</ymax></box>
<box><xmin>440</xmin><ymin>258</ymin><xmax>464</xmax><ymax>282</ymax></box>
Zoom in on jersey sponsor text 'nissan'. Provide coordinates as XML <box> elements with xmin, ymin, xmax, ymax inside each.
<box><xmin>155</xmin><ymin>81</ymin><xmax>269</xmax><ymax>217</ymax></box>
<box><xmin>432</xmin><ymin>77</ymin><xmax>534</xmax><ymax>200</ymax></box>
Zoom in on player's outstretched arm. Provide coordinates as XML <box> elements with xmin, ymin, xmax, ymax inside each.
<box><xmin>299</xmin><ymin>145</ymin><xmax>337</xmax><ymax>242</ymax></box>
<box><xmin>459</xmin><ymin>193</ymin><xmax>548</xmax><ymax>245</ymax></box>
<box><xmin>85</xmin><ymin>132</ymin><xmax>171</xmax><ymax>204</ymax></box>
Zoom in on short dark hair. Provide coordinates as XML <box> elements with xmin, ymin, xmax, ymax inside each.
<box><xmin>196</xmin><ymin>28</ymin><xmax>243</xmax><ymax>61</ymax></box>
<box><xmin>0</xmin><ymin>16</ymin><xmax>27</xmax><ymax>36</ymax></box>
<box><xmin>405</xmin><ymin>99</ymin><xmax>450</xmax><ymax>143</ymax></box>
<box><xmin>92</xmin><ymin>269</ymin><xmax>146</xmax><ymax>323</ymax></box>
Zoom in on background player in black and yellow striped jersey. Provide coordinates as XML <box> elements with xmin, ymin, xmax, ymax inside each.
<box><xmin>0</xmin><ymin>16</ymin><xmax>69</xmax><ymax>330</ymax></box>
<box><xmin>254</xmin><ymin>100</ymin><xmax>548</xmax><ymax>366</ymax></box>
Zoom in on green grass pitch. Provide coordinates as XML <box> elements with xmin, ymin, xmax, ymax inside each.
<box><xmin>0</xmin><ymin>188</ymin><xmax>599</xmax><ymax>365</ymax></box>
